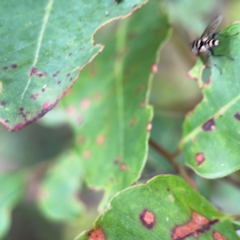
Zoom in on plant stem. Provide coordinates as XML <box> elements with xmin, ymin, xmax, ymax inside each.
<box><xmin>149</xmin><ymin>138</ymin><xmax>197</xmax><ymax>189</ymax></box>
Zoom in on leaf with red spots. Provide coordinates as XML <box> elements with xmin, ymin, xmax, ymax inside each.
<box><xmin>62</xmin><ymin>1</ymin><xmax>170</xmax><ymax>208</ymax></box>
<box><xmin>0</xmin><ymin>0</ymin><xmax>146</xmax><ymax>131</ymax></box>
<box><xmin>75</xmin><ymin>176</ymin><xmax>239</xmax><ymax>239</ymax></box>
<box><xmin>0</xmin><ymin>172</ymin><xmax>26</xmax><ymax>239</ymax></box>
<box><xmin>181</xmin><ymin>22</ymin><xmax>240</xmax><ymax>178</ymax></box>
<box><xmin>37</xmin><ymin>151</ymin><xmax>84</xmax><ymax>221</ymax></box>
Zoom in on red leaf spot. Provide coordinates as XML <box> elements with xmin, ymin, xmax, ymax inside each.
<box><xmin>213</xmin><ymin>231</ymin><xmax>228</xmax><ymax>240</ymax></box>
<box><xmin>139</xmin><ymin>209</ymin><xmax>156</xmax><ymax>229</ymax></box>
<box><xmin>36</xmin><ymin>71</ymin><xmax>46</xmax><ymax>77</ymax></box>
<box><xmin>202</xmin><ymin>118</ymin><xmax>215</xmax><ymax>131</ymax></box>
<box><xmin>172</xmin><ymin>212</ymin><xmax>218</xmax><ymax>240</ymax></box>
<box><xmin>11</xmin><ymin>64</ymin><xmax>17</xmax><ymax>69</ymax></box>
<box><xmin>2</xmin><ymin>66</ymin><xmax>8</xmax><ymax>70</ymax></box>
<box><xmin>120</xmin><ymin>163</ymin><xmax>127</xmax><ymax>171</ymax></box>
<box><xmin>147</xmin><ymin>122</ymin><xmax>152</xmax><ymax>132</ymax></box>
<box><xmin>234</xmin><ymin>112</ymin><xmax>240</xmax><ymax>121</ymax></box>
<box><xmin>195</xmin><ymin>152</ymin><xmax>205</xmax><ymax>166</ymax></box>
<box><xmin>151</xmin><ymin>63</ymin><xmax>158</xmax><ymax>73</ymax></box>
<box><xmin>88</xmin><ymin>228</ymin><xmax>105</xmax><ymax>240</ymax></box>
<box><xmin>81</xmin><ymin>98</ymin><xmax>91</xmax><ymax>110</ymax></box>
<box><xmin>130</xmin><ymin>118</ymin><xmax>136</xmax><ymax>126</ymax></box>
<box><xmin>96</xmin><ymin>135</ymin><xmax>105</xmax><ymax>145</ymax></box>
<box><xmin>83</xmin><ymin>150</ymin><xmax>91</xmax><ymax>159</ymax></box>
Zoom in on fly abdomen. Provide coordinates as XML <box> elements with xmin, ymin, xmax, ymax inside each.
<box><xmin>206</xmin><ymin>39</ymin><xmax>220</xmax><ymax>48</ymax></box>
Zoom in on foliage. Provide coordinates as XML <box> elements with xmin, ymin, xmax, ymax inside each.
<box><xmin>1</xmin><ymin>0</ymin><xmax>240</xmax><ymax>239</ymax></box>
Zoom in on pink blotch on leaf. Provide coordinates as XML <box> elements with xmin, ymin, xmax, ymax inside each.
<box><xmin>120</xmin><ymin>163</ymin><xmax>127</xmax><ymax>171</ymax></box>
<box><xmin>96</xmin><ymin>135</ymin><xmax>105</xmax><ymax>145</ymax></box>
<box><xmin>81</xmin><ymin>98</ymin><xmax>91</xmax><ymax>110</ymax></box>
<box><xmin>195</xmin><ymin>152</ymin><xmax>205</xmax><ymax>166</ymax></box>
<box><xmin>66</xmin><ymin>106</ymin><xmax>76</xmax><ymax>115</ymax></box>
<box><xmin>147</xmin><ymin>122</ymin><xmax>152</xmax><ymax>132</ymax></box>
<box><xmin>151</xmin><ymin>63</ymin><xmax>158</xmax><ymax>73</ymax></box>
<box><xmin>83</xmin><ymin>150</ymin><xmax>91</xmax><ymax>159</ymax></box>
<box><xmin>139</xmin><ymin>209</ymin><xmax>156</xmax><ymax>229</ymax></box>
<box><xmin>87</xmin><ymin>228</ymin><xmax>105</xmax><ymax>240</ymax></box>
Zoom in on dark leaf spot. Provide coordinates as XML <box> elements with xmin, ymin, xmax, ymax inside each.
<box><xmin>0</xmin><ymin>101</ymin><xmax>6</xmax><ymax>106</ymax></box>
<box><xmin>114</xmin><ymin>156</ymin><xmax>121</xmax><ymax>164</ymax></box>
<box><xmin>11</xmin><ymin>64</ymin><xmax>17</xmax><ymax>69</ymax></box>
<box><xmin>202</xmin><ymin>118</ymin><xmax>215</xmax><ymax>131</ymax></box>
<box><xmin>66</xmin><ymin>73</ymin><xmax>70</xmax><ymax>77</ymax></box>
<box><xmin>68</xmin><ymin>53</ymin><xmax>72</xmax><ymax>56</ymax></box>
<box><xmin>234</xmin><ymin>112</ymin><xmax>240</xmax><ymax>121</ymax></box>
<box><xmin>29</xmin><ymin>67</ymin><xmax>37</xmax><ymax>76</ymax></box>
<box><xmin>2</xmin><ymin>66</ymin><xmax>8</xmax><ymax>70</ymax></box>
<box><xmin>139</xmin><ymin>209</ymin><xmax>156</xmax><ymax>229</ymax></box>
<box><xmin>195</xmin><ymin>152</ymin><xmax>205</xmax><ymax>166</ymax></box>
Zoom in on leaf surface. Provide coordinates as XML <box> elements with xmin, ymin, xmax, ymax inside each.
<box><xmin>0</xmin><ymin>0</ymin><xmax>146</xmax><ymax>131</ymax></box>
<box><xmin>182</xmin><ymin>23</ymin><xmax>240</xmax><ymax>178</ymax></box>
<box><xmin>76</xmin><ymin>175</ymin><xmax>238</xmax><ymax>240</ymax></box>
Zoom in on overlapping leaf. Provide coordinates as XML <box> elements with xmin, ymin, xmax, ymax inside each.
<box><xmin>0</xmin><ymin>172</ymin><xmax>26</xmax><ymax>238</ymax></box>
<box><xmin>182</xmin><ymin>22</ymin><xmax>240</xmax><ymax>178</ymax></box>
<box><xmin>76</xmin><ymin>175</ymin><xmax>238</xmax><ymax>240</ymax></box>
<box><xmin>0</xmin><ymin>0</ymin><xmax>146</xmax><ymax>131</ymax></box>
<box><xmin>62</xmin><ymin>0</ymin><xmax>170</xmax><ymax>207</ymax></box>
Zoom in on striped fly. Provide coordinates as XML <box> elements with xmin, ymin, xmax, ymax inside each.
<box><xmin>191</xmin><ymin>15</ymin><xmax>238</xmax><ymax>73</ymax></box>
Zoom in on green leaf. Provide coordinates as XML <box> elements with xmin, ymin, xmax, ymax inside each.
<box><xmin>182</xmin><ymin>22</ymin><xmax>240</xmax><ymax>178</ymax></box>
<box><xmin>62</xmin><ymin>0</ymin><xmax>170</xmax><ymax>208</ymax></box>
<box><xmin>0</xmin><ymin>0</ymin><xmax>146</xmax><ymax>131</ymax></box>
<box><xmin>75</xmin><ymin>175</ymin><xmax>238</xmax><ymax>240</ymax></box>
<box><xmin>0</xmin><ymin>172</ymin><xmax>26</xmax><ymax>239</ymax></box>
<box><xmin>38</xmin><ymin>151</ymin><xmax>83</xmax><ymax>221</ymax></box>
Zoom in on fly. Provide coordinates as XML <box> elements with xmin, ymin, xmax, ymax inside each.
<box><xmin>191</xmin><ymin>15</ymin><xmax>238</xmax><ymax>73</ymax></box>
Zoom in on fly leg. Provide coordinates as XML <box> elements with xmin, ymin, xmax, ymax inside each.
<box><xmin>210</xmin><ymin>48</ymin><xmax>234</xmax><ymax>61</ymax></box>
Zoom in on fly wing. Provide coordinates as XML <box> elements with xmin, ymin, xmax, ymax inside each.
<box><xmin>201</xmin><ymin>15</ymin><xmax>223</xmax><ymax>39</ymax></box>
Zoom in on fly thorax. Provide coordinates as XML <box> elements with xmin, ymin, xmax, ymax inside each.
<box><xmin>199</xmin><ymin>45</ymin><xmax>208</xmax><ymax>53</ymax></box>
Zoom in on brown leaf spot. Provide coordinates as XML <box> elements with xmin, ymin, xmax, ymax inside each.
<box><xmin>234</xmin><ymin>112</ymin><xmax>240</xmax><ymax>121</ymax></box>
<box><xmin>93</xmin><ymin>92</ymin><xmax>102</xmax><ymax>101</ymax></box>
<box><xmin>96</xmin><ymin>135</ymin><xmax>105</xmax><ymax>145</ymax></box>
<box><xmin>140</xmin><ymin>102</ymin><xmax>145</xmax><ymax>108</ymax></box>
<box><xmin>81</xmin><ymin>98</ymin><xmax>91</xmax><ymax>110</ymax></box>
<box><xmin>213</xmin><ymin>231</ymin><xmax>227</xmax><ymax>240</ymax></box>
<box><xmin>202</xmin><ymin>118</ymin><xmax>215</xmax><ymax>131</ymax></box>
<box><xmin>88</xmin><ymin>227</ymin><xmax>105</xmax><ymax>240</ymax></box>
<box><xmin>135</xmin><ymin>83</ymin><xmax>145</xmax><ymax>94</ymax></box>
<box><xmin>147</xmin><ymin>122</ymin><xmax>152</xmax><ymax>132</ymax></box>
<box><xmin>151</xmin><ymin>63</ymin><xmax>158</xmax><ymax>73</ymax></box>
<box><xmin>83</xmin><ymin>150</ymin><xmax>91</xmax><ymax>159</ymax></box>
<box><xmin>195</xmin><ymin>152</ymin><xmax>205</xmax><ymax>166</ymax></box>
<box><xmin>130</xmin><ymin>118</ymin><xmax>136</xmax><ymax>126</ymax></box>
<box><xmin>169</xmin><ymin>195</ymin><xmax>174</xmax><ymax>201</ymax></box>
<box><xmin>172</xmin><ymin>212</ymin><xmax>218</xmax><ymax>240</ymax></box>
<box><xmin>114</xmin><ymin>156</ymin><xmax>121</xmax><ymax>164</ymax></box>
<box><xmin>139</xmin><ymin>209</ymin><xmax>156</xmax><ymax>229</ymax></box>
<box><xmin>120</xmin><ymin>163</ymin><xmax>127</xmax><ymax>171</ymax></box>
<box><xmin>77</xmin><ymin>135</ymin><xmax>85</xmax><ymax>144</ymax></box>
